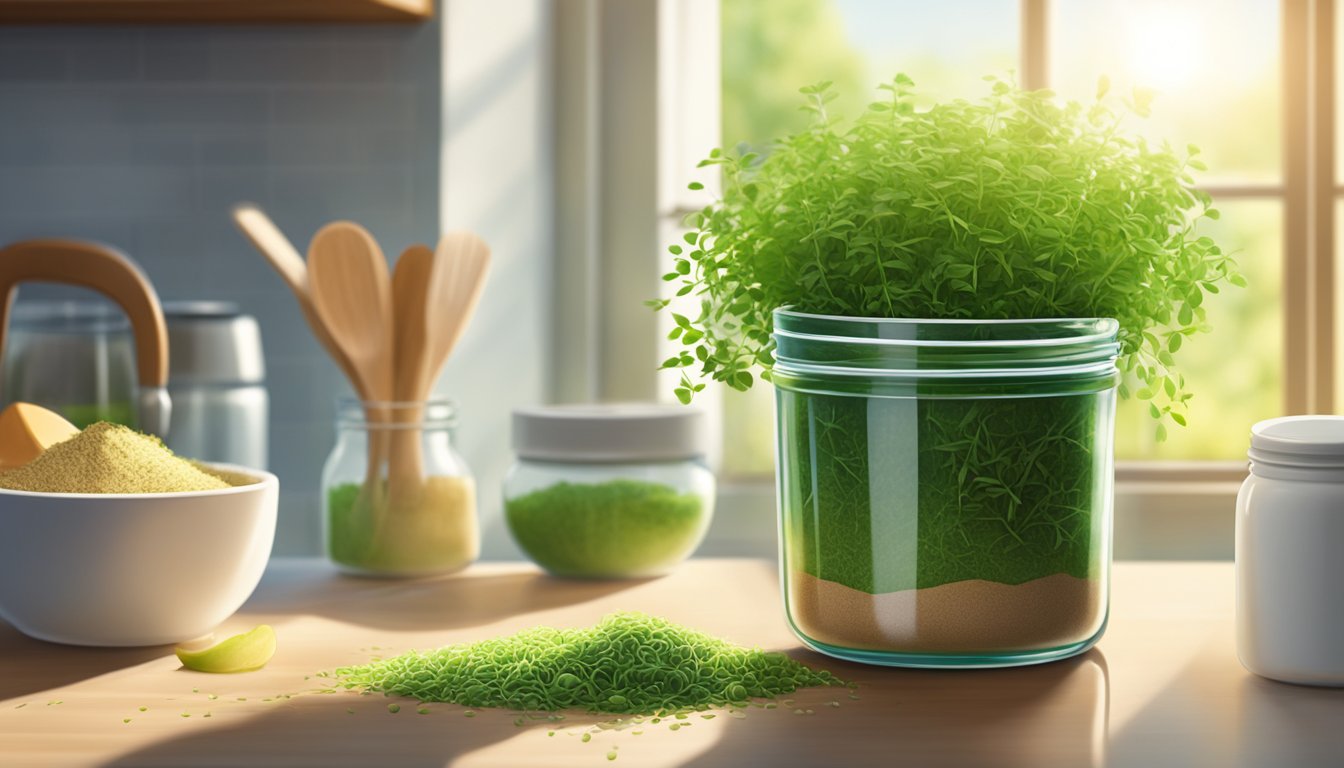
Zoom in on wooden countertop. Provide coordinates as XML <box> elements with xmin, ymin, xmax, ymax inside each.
<box><xmin>1</xmin><ymin>559</ymin><xmax>1341</xmax><ymax>767</ymax></box>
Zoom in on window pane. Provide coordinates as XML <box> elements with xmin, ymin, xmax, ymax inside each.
<box><xmin>719</xmin><ymin>0</ymin><xmax>1017</xmax><ymax>476</ymax></box>
<box><xmin>1114</xmin><ymin>199</ymin><xmax>1283</xmax><ymax>460</ymax></box>
<box><xmin>1052</xmin><ymin>0</ymin><xmax>1281</xmax><ymax>184</ymax></box>
<box><xmin>722</xmin><ymin>0</ymin><xmax>1017</xmax><ymax>151</ymax></box>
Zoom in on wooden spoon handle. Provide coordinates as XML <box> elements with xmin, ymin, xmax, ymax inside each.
<box><xmin>0</xmin><ymin>239</ymin><xmax>170</xmax><ymax>435</ymax></box>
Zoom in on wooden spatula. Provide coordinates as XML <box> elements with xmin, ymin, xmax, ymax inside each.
<box><xmin>420</xmin><ymin>231</ymin><xmax>491</xmax><ymax>399</ymax></box>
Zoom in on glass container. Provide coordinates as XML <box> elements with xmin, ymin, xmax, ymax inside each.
<box><xmin>504</xmin><ymin>404</ymin><xmax>715</xmax><ymax>578</ymax></box>
<box><xmin>3</xmin><ymin>300</ymin><xmax>136</xmax><ymax>427</ymax></box>
<box><xmin>322</xmin><ymin>399</ymin><xmax>478</xmax><ymax>577</ymax></box>
<box><xmin>772</xmin><ymin>309</ymin><xmax>1119</xmax><ymax>668</ymax></box>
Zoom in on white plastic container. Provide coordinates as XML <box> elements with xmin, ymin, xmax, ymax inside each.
<box><xmin>1236</xmin><ymin>415</ymin><xmax>1344</xmax><ymax>686</ymax></box>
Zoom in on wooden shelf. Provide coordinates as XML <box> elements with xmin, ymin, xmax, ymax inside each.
<box><xmin>0</xmin><ymin>0</ymin><xmax>432</xmax><ymax>24</ymax></box>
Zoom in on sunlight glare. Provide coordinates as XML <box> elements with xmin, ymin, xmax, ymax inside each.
<box><xmin>1126</xmin><ymin>5</ymin><xmax>1206</xmax><ymax>90</ymax></box>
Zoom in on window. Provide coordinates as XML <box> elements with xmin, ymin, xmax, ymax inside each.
<box><xmin>555</xmin><ymin>0</ymin><xmax>1338</xmax><ymax>558</ymax></box>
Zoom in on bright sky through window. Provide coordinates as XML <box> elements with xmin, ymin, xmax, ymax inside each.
<box><xmin>1125</xmin><ymin>4</ymin><xmax>1206</xmax><ymax>90</ymax></box>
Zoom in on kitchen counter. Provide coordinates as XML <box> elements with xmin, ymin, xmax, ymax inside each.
<box><xmin>1</xmin><ymin>559</ymin><xmax>1340</xmax><ymax>767</ymax></box>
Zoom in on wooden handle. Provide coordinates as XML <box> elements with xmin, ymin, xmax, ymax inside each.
<box><xmin>0</xmin><ymin>239</ymin><xmax>169</xmax><ymax>391</ymax></box>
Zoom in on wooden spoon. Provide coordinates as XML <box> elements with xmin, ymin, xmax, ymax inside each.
<box><xmin>308</xmin><ymin>222</ymin><xmax>394</xmax><ymax>500</ymax></box>
<box><xmin>392</xmin><ymin>244</ymin><xmax>434</xmax><ymax>407</ymax></box>
<box><xmin>230</xmin><ymin>204</ymin><xmax>363</xmax><ymax>396</ymax></box>
<box><xmin>389</xmin><ymin>244</ymin><xmax>434</xmax><ymax>480</ymax></box>
<box><xmin>307</xmin><ymin>222</ymin><xmax>394</xmax><ymax>407</ymax></box>
<box><xmin>420</xmin><ymin>231</ymin><xmax>491</xmax><ymax>399</ymax></box>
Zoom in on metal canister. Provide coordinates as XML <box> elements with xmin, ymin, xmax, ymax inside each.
<box><xmin>163</xmin><ymin>302</ymin><xmax>267</xmax><ymax>470</ymax></box>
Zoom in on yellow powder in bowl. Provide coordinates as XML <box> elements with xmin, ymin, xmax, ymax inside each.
<box><xmin>0</xmin><ymin>422</ymin><xmax>232</xmax><ymax>494</ymax></box>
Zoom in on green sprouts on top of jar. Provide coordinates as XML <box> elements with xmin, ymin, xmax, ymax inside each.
<box><xmin>654</xmin><ymin>74</ymin><xmax>1242</xmax><ymax>437</ymax></box>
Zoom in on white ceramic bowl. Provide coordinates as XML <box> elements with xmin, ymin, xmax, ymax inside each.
<box><xmin>0</xmin><ymin>464</ymin><xmax>277</xmax><ymax>647</ymax></box>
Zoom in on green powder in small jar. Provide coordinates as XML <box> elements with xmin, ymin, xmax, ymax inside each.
<box><xmin>504</xmin><ymin>405</ymin><xmax>715</xmax><ymax>578</ymax></box>
<box><xmin>505</xmin><ymin>479</ymin><xmax>709</xmax><ymax>577</ymax></box>
<box><xmin>0</xmin><ymin>422</ymin><xmax>237</xmax><ymax>494</ymax></box>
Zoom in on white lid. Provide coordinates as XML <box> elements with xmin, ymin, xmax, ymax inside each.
<box><xmin>512</xmin><ymin>404</ymin><xmax>707</xmax><ymax>463</ymax></box>
<box><xmin>1249</xmin><ymin>415</ymin><xmax>1344</xmax><ymax>467</ymax></box>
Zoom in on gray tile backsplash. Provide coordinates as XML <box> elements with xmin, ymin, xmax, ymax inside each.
<box><xmin>0</xmin><ymin>17</ymin><xmax>469</xmax><ymax>557</ymax></box>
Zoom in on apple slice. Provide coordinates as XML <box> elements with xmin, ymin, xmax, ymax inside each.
<box><xmin>175</xmin><ymin>625</ymin><xmax>276</xmax><ymax>673</ymax></box>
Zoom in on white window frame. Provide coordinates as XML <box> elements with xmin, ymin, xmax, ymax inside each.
<box><xmin>553</xmin><ymin>0</ymin><xmax>1330</xmax><ymax>559</ymax></box>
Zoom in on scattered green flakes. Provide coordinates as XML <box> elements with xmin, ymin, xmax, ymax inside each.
<box><xmin>203</xmin><ymin>713</ymin><xmax>212</xmax><ymax>718</ymax></box>
<box><xmin>333</xmin><ymin>612</ymin><xmax>843</xmax><ymax>715</ymax></box>
<box><xmin>14</xmin><ymin>703</ymin><xmax>27</xmax><ymax>709</ymax></box>
<box><xmin>651</xmin><ymin>718</ymin><xmax>661</xmax><ymax>724</ymax></box>
<box><xmin>236</xmin><ymin>697</ymin><xmax>247</xmax><ymax>702</ymax></box>
<box><xmin>669</xmin><ymin>723</ymin><xmax>681</xmax><ymax>731</ymax></box>
<box><xmin>463</xmin><ymin>710</ymin><xmax>476</xmax><ymax>718</ymax></box>
<box><xmin>387</xmin><ymin>704</ymin><xmax>401</xmax><ymax>714</ymax></box>
<box><xmin>46</xmin><ymin>700</ymin><xmax>62</xmax><ymax>706</ymax></box>
<box><xmin>581</xmin><ymin>733</ymin><xmax>592</xmax><ymax>743</ymax></box>
<box><xmin>701</xmin><ymin>714</ymin><xmax>716</xmax><ymax>720</ymax></box>
<box><xmin>632</xmin><ymin>730</ymin><xmax>643</xmax><ymax>736</ymax></box>
<box><xmin>180</xmin><ymin>713</ymin><xmax>190</xmax><ymax>718</ymax></box>
<box><xmin>514</xmin><ymin>717</ymin><xmax>525</xmax><ymax>727</ymax></box>
<box><xmin>207</xmin><ymin>694</ymin><xmax>218</xmax><ymax>701</ymax></box>
<box><xmin>417</xmin><ymin>708</ymin><xmax>430</xmax><ymax>715</ymax></box>
<box><xmin>123</xmin><ymin>718</ymin><xmax>131</xmax><ymax>724</ymax></box>
<box><xmin>138</xmin><ymin>706</ymin><xmax>148</xmax><ymax>712</ymax></box>
<box><xmin>347</xmin><ymin>708</ymin><xmax>355</xmax><ymax>715</ymax></box>
<box><xmin>764</xmin><ymin>702</ymin><xmax>777</xmax><ymax>710</ymax></box>
<box><xmin>606</xmin><ymin>751</ymin><xmax>618</xmax><ymax>761</ymax></box>
<box><xmin>192</xmin><ymin>688</ymin><xmax>199</xmax><ymax>693</ymax></box>
<box><xmin>548</xmin><ymin>731</ymin><xmax>555</xmax><ymax>737</ymax></box>
<box><xmin>674</xmin><ymin>713</ymin><xmax>688</xmax><ymax>720</ymax></box>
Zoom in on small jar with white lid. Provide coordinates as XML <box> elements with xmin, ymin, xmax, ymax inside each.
<box><xmin>503</xmin><ymin>404</ymin><xmax>715</xmax><ymax>579</ymax></box>
<box><xmin>1237</xmin><ymin>415</ymin><xmax>1344</xmax><ymax>686</ymax></box>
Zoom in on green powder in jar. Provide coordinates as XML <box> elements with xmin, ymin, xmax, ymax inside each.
<box><xmin>334</xmin><ymin>612</ymin><xmax>843</xmax><ymax>714</ymax></box>
<box><xmin>0</xmin><ymin>422</ymin><xmax>231</xmax><ymax>494</ymax></box>
<box><xmin>504</xmin><ymin>479</ymin><xmax>707</xmax><ymax>578</ymax></box>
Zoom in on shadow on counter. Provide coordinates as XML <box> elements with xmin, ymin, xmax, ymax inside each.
<box><xmin>102</xmin><ymin>694</ymin><xmax>616</xmax><ymax>768</ymax></box>
<box><xmin>677</xmin><ymin>647</ymin><xmax>1111</xmax><ymax>768</ymax></box>
<box><xmin>0</xmin><ymin>622</ymin><xmax>168</xmax><ymax>701</ymax></box>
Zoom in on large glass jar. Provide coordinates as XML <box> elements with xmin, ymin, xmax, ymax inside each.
<box><xmin>503</xmin><ymin>405</ymin><xmax>715</xmax><ymax>578</ymax></box>
<box><xmin>772</xmin><ymin>309</ymin><xmax>1119</xmax><ymax>668</ymax></box>
<box><xmin>322</xmin><ymin>399</ymin><xmax>478</xmax><ymax>577</ymax></box>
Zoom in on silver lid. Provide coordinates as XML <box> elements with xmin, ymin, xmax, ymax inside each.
<box><xmin>164</xmin><ymin>301</ymin><xmax>265</xmax><ymax>385</ymax></box>
<box><xmin>1249</xmin><ymin>415</ymin><xmax>1344</xmax><ymax>468</ymax></box>
<box><xmin>512</xmin><ymin>403</ymin><xmax>707</xmax><ymax>463</ymax></box>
